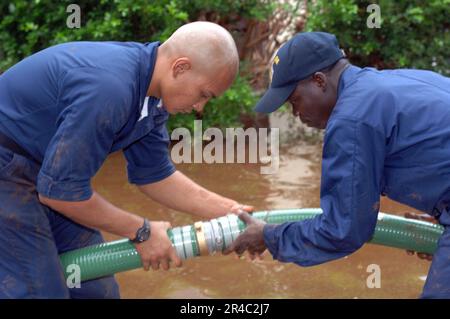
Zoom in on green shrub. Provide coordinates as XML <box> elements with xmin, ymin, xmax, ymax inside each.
<box><xmin>306</xmin><ymin>0</ymin><xmax>449</xmax><ymax>75</ymax></box>
<box><xmin>0</xmin><ymin>0</ymin><xmax>270</xmax><ymax>132</ymax></box>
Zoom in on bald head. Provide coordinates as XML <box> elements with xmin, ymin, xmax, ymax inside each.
<box><xmin>161</xmin><ymin>21</ymin><xmax>239</xmax><ymax>78</ymax></box>
<box><xmin>148</xmin><ymin>22</ymin><xmax>240</xmax><ymax>114</ymax></box>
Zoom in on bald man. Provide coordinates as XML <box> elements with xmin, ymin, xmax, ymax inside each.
<box><xmin>0</xmin><ymin>22</ymin><xmax>251</xmax><ymax>298</ymax></box>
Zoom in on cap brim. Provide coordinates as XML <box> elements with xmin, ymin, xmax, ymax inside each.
<box><xmin>254</xmin><ymin>83</ymin><xmax>298</xmax><ymax>113</ymax></box>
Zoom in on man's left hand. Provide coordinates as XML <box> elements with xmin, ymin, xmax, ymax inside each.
<box><xmin>223</xmin><ymin>211</ymin><xmax>267</xmax><ymax>256</ymax></box>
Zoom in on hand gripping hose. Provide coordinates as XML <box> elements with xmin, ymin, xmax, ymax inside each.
<box><xmin>59</xmin><ymin>209</ymin><xmax>444</xmax><ymax>282</ymax></box>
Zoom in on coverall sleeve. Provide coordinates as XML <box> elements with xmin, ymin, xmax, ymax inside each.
<box><xmin>123</xmin><ymin>111</ymin><xmax>176</xmax><ymax>185</ymax></box>
<box><xmin>37</xmin><ymin>67</ymin><xmax>130</xmax><ymax>201</ymax></box>
<box><xmin>263</xmin><ymin>118</ymin><xmax>386</xmax><ymax>266</ymax></box>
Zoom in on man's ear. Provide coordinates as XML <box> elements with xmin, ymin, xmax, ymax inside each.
<box><xmin>312</xmin><ymin>72</ymin><xmax>327</xmax><ymax>91</ymax></box>
<box><xmin>172</xmin><ymin>57</ymin><xmax>191</xmax><ymax>78</ymax></box>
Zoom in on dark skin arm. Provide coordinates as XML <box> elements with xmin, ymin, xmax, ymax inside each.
<box><xmin>225</xmin><ymin>211</ymin><xmax>437</xmax><ymax>262</ymax></box>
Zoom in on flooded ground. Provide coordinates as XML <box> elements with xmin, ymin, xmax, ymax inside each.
<box><xmin>93</xmin><ymin>141</ymin><xmax>431</xmax><ymax>299</ymax></box>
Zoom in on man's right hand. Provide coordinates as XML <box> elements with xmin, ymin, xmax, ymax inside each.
<box><xmin>133</xmin><ymin>221</ymin><xmax>182</xmax><ymax>271</ymax></box>
<box><xmin>38</xmin><ymin>192</ymin><xmax>183</xmax><ymax>270</ymax></box>
<box><xmin>404</xmin><ymin>212</ymin><xmax>436</xmax><ymax>262</ymax></box>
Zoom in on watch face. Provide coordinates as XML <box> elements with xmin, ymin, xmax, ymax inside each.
<box><xmin>133</xmin><ymin>219</ymin><xmax>151</xmax><ymax>243</ymax></box>
<box><xmin>141</xmin><ymin>229</ymin><xmax>150</xmax><ymax>241</ymax></box>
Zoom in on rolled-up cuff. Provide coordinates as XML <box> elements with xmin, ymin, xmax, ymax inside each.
<box><xmin>37</xmin><ymin>170</ymin><xmax>92</xmax><ymax>201</ymax></box>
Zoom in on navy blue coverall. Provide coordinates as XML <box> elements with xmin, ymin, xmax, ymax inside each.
<box><xmin>264</xmin><ymin>65</ymin><xmax>450</xmax><ymax>298</ymax></box>
<box><xmin>0</xmin><ymin>41</ymin><xmax>175</xmax><ymax>298</ymax></box>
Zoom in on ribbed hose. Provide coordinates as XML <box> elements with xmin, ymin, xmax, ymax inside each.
<box><xmin>59</xmin><ymin>209</ymin><xmax>444</xmax><ymax>282</ymax></box>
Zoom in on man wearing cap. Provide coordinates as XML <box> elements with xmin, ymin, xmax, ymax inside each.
<box><xmin>0</xmin><ymin>21</ymin><xmax>253</xmax><ymax>298</ymax></box>
<box><xmin>225</xmin><ymin>32</ymin><xmax>450</xmax><ymax>298</ymax></box>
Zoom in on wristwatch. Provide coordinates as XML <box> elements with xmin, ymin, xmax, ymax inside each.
<box><xmin>130</xmin><ymin>218</ymin><xmax>151</xmax><ymax>243</ymax></box>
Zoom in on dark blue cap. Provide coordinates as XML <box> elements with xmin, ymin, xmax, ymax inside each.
<box><xmin>254</xmin><ymin>32</ymin><xmax>344</xmax><ymax>113</ymax></box>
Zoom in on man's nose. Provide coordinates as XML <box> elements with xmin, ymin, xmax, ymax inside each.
<box><xmin>193</xmin><ymin>100</ymin><xmax>207</xmax><ymax>112</ymax></box>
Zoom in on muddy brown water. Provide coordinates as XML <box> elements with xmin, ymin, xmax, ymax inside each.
<box><xmin>93</xmin><ymin>142</ymin><xmax>430</xmax><ymax>298</ymax></box>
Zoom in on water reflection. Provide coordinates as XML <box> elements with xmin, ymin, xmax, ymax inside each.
<box><xmin>93</xmin><ymin>142</ymin><xmax>430</xmax><ymax>298</ymax></box>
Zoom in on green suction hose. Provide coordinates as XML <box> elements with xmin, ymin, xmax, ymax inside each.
<box><xmin>59</xmin><ymin>209</ymin><xmax>444</xmax><ymax>282</ymax></box>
